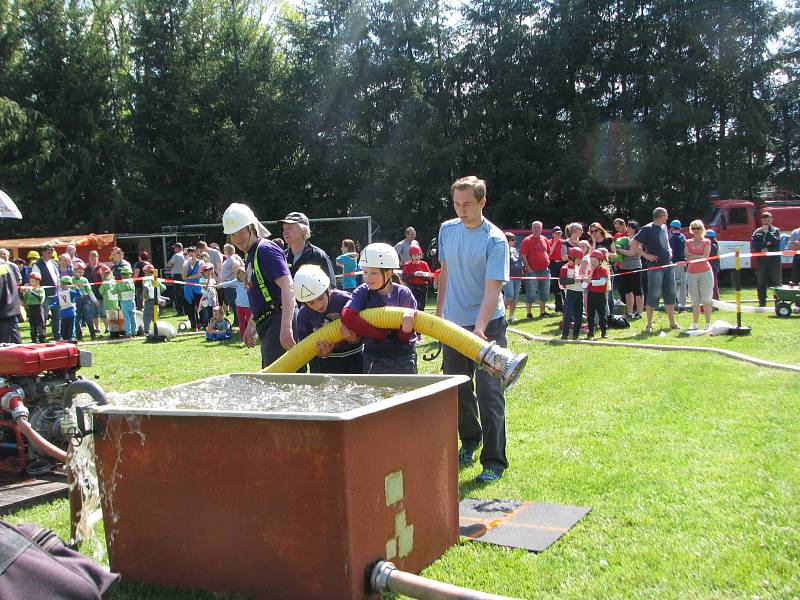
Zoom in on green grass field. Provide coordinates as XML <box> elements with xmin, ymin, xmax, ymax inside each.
<box><xmin>7</xmin><ymin>286</ymin><xmax>800</xmax><ymax>599</ymax></box>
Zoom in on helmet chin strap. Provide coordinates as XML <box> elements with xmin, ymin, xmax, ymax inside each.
<box><xmin>378</xmin><ymin>270</ymin><xmax>393</xmax><ymax>292</ymax></box>
<box><xmin>368</xmin><ymin>270</ymin><xmax>393</xmax><ymax>295</ymax></box>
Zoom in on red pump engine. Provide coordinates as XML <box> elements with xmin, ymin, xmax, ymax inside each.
<box><xmin>0</xmin><ymin>343</ymin><xmax>93</xmax><ymax>473</ymax></box>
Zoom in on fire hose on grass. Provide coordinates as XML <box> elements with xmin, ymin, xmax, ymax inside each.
<box><xmin>262</xmin><ymin>307</ymin><xmax>528</xmax><ymax>389</ymax></box>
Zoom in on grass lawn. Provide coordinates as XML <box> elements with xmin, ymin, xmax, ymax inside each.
<box><xmin>7</xmin><ymin>291</ymin><xmax>800</xmax><ymax>599</ymax></box>
<box><xmin>507</xmin><ymin>285</ymin><xmax>800</xmax><ymax>365</ymax></box>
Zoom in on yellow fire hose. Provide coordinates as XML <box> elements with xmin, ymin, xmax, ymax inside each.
<box><xmin>261</xmin><ymin>307</ymin><xmax>528</xmax><ymax>389</ymax></box>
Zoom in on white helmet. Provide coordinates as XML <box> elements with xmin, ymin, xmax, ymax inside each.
<box><xmin>222</xmin><ymin>203</ymin><xmax>271</xmax><ymax>237</ymax></box>
<box><xmin>359</xmin><ymin>243</ymin><xmax>399</xmax><ymax>269</ymax></box>
<box><xmin>294</xmin><ymin>265</ymin><xmax>330</xmax><ymax>303</ymax></box>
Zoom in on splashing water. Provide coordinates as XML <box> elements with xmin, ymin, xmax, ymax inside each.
<box><xmin>105</xmin><ymin>375</ymin><xmax>412</xmax><ymax>413</ymax></box>
<box><xmin>65</xmin><ymin>396</ymin><xmax>106</xmax><ymax>562</ymax></box>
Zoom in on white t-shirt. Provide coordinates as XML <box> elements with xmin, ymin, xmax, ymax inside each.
<box><xmin>166</xmin><ymin>251</ymin><xmax>185</xmax><ymax>276</ymax></box>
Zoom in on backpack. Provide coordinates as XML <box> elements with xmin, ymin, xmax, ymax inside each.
<box><xmin>607</xmin><ymin>314</ymin><xmax>630</xmax><ymax>329</ymax></box>
<box><xmin>0</xmin><ymin>521</ymin><xmax>119</xmax><ymax>599</ymax></box>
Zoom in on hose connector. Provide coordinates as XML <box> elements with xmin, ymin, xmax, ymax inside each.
<box><xmin>1</xmin><ymin>386</ymin><xmax>28</xmax><ymax>422</ymax></box>
<box><xmin>369</xmin><ymin>560</ymin><xmax>396</xmax><ymax>594</ymax></box>
<box><xmin>477</xmin><ymin>343</ymin><xmax>528</xmax><ymax>389</ymax></box>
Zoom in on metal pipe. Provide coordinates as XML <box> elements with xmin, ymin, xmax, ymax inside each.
<box><xmin>63</xmin><ymin>379</ymin><xmax>109</xmax><ymax>408</ymax></box>
<box><xmin>369</xmin><ymin>561</ymin><xmax>520</xmax><ymax>600</ymax></box>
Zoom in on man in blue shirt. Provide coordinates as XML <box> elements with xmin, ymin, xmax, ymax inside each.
<box><xmin>436</xmin><ymin>176</ymin><xmax>510</xmax><ymax>483</ymax></box>
<box><xmin>223</xmin><ymin>203</ymin><xmax>296</xmax><ymax>368</ymax></box>
<box><xmin>631</xmin><ymin>207</ymin><xmax>681</xmax><ymax>333</ymax></box>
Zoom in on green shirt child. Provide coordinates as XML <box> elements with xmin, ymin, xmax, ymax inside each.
<box><xmin>23</xmin><ymin>286</ymin><xmax>46</xmax><ymax>305</ymax></box>
<box><xmin>99</xmin><ymin>280</ymin><xmax>119</xmax><ymax>312</ymax></box>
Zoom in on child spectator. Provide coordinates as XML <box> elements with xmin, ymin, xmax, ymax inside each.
<box><xmin>586</xmin><ymin>250</ymin><xmax>609</xmax><ymax>339</ymax></box>
<box><xmin>53</xmin><ymin>275</ymin><xmax>80</xmax><ymax>343</ymax></box>
<box><xmin>97</xmin><ymin>264</ymin><xmax>117</xmax><ymax>333</ymax></box>
<box><xmin>116</xmin><ymin>265</ymin><xmax>137</xmax><ymax>337</ymax></box>
<box><xmin>559</xmin><ymin>246</ymin><xmax>585</xmax><ymax>340</ymax></box>
<box><xmin>216</xmin><ymin>266</ymin><xmax>251</xmax><ymax>339</ymax></box>
<box><xmin>503</xmin><ymin>232</ymin><xmax>524</xmax><ymax>322</ymax></box>
<box><xmin>199</xmin><ymin>264</ymin><xmax>217</xmax><ymax>328</ymax></box>
<box><xmin>336</xmin><ymin>239</ymin><xmax>359</xmax><ymax>293</ymax></box>
<box><xmin>22</xmin><ymin>272</ymin><xmax>47</xmax><ymax>343</ymax></box>
<box><xmin>205</xmin><ymin>306</ymin><xmax>232</xmax><ymax>341</ymax></box>
<box><xmin>401</xmin><ymin>244</ymin><xmax>432</xmax><ymax>312</ymax></box>
<box><xmin>295</xmin><ymin>265</ymin><xmax>363</xmax><ymax>374</ymax></box>
<box><xmin>72</xmin><ymin>260</ymin><xmax>98</xmax><ymax>341</ymax></box>
<box><xmin>341</xmin><ymin>243</ymin><xmax>418</xmax><ymax>374</ymax></box>
<box><xmin>141</xmin><ymin>262</ymin><xmax>166</xmax><ymax>336</ymax></box>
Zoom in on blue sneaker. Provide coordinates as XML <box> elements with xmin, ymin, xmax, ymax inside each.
<box><xmin>458</xmin><ymin>447</ymin><xmax>476</xmax><ymax>467</ymax></box>
<box><xmin>475</xmin><ymin>468</ymin><xmax>503</xmax><ymax>483</ymax></box>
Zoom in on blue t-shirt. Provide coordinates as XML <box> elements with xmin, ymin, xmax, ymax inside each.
<box><xmin>345</xmin><ymin>283</ymin><xmax>417</xmax><ymax>356</ymax></box>
<box><xmin>438</xmin><ymin>217</ymin><xmax>509</xmax><ymax>326</ymax></box>
<box><xmin>669</xmin><ymin>232</ymin><xmax>686</xmax><ymax>262</ymax></box>
<box><xmin>336</xmin><ymin>254</ymin><xmax>359</xmax><ymax>289</ymax></box>
<box><xmin>244</xmin><ymin>238</ymin><xmax>291</xmax><ymax>319</ymax></box>
<box><xmin>633</xmin><ymin>222</ymin><xmax>672</xmax><ymax>265</ymax></box>
<box><xmin>509</xmin><ymin>247</ymin><xmax>525</xmax><ymax>277</ymax></box>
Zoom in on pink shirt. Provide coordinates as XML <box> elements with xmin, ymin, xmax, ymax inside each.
<box><xmin>686</xmin><ymin>238</ymin><xmax>711</xmax><ymax>274</ymax></box>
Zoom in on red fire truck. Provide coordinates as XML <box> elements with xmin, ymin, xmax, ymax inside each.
<box><xmin>704</xmin><ymin>189</ymin><xmax>800</xmax><ymax>269</ymax></box>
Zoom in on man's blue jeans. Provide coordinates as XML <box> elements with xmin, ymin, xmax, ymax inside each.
<box><xmin>442</xmin><ymin>317</ymin><xmax>508</xmax><ymax>472</ymax></box>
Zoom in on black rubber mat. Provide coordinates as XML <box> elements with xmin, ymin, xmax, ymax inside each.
<box><xmin>459</xmin><ymin>498</ymin><xmax>591</xmax><ymax>552</ymax></box>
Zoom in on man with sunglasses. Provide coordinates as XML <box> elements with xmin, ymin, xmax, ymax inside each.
<box><xmin>751</xmin><ymin>211</ymin><xmax>782</xmax><ymax>307</ymax></box>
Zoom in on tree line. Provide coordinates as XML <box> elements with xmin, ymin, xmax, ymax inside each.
<box><xmin>0</xmin><ymin>0</ymin><xmax>798</xmax><ymax>243</ymax></box>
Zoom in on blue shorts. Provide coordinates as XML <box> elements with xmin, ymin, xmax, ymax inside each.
<box><xmin>646</xmin><ymin>266</ymin><xmax>677</xmax><ymax>308</ymax></box>
<box><xmin>503</xmin><ymin>279</ymin><xmax>521</xmax><ymax>301</ymax></box>
<box><xmin>525</xmin><ymin>270</ymin><xmax>551</xmax><ymax>304</ymax></box>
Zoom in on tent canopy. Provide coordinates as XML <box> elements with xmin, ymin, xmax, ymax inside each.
<box><xmin>0</xmin><ymin>233</ymin><xmax>116</xmax><ymax>261</ymax></box>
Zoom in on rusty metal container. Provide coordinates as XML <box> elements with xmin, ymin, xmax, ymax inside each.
<box><xmin>91</xmin><ymin>372</ymin><xmax>467</xmax><ymax>599</ymax></box>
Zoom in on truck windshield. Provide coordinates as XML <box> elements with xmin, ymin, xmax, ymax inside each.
<box><xmin>704</xmin><ymin>207</ymin><xmax>721</xmax><ymax>227</ymax></box>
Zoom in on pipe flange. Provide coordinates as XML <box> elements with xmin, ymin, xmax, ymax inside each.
<box><xmin>477</xmin><ymin>343</ymin><xmax>528</xmax><ymax>389</ymax></box>
<box><xmin>369</xmin><ymin>560</ymin><xmax>396</xmax><ymax>594</ymax></box>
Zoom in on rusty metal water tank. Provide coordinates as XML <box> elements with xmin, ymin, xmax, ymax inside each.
<box><xmin>91</xmin><ymin>372</ymin><xmax>467</xmax><ymax>599</ymax></box>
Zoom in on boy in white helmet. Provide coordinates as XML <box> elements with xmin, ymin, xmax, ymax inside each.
<box><xmin>295</xmin><ymin>265</ymin><xmax>363</xmax><ymax>373</ymax></box>
<box><xmin>222</xmin><ymin>202</ymin><xmax>296</xmax><ymax>367</ymax></box>
<box><xmin>341</xmin><ymin>243</ymin><xmax>418</xmax><ymax>374</ymax></box>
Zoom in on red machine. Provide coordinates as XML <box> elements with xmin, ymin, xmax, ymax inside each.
<box><xmin>0</xmin><ymin>343</ymin><xmax>93</xmax><ymax>474</ymax></box>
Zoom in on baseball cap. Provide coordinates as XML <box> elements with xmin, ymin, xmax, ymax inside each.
<box><xmin>278</xmin><ymin>212</ymin><xmax>310</xmax><ymax>227</ymax></box>
<box><xmin>706</xmin><ymin>229</ymin><xmax>716</xmax><ymax>238</ymax></box>
<box><xmin>670</xmin><ymin>220</ymin><xmax>682</xmax><ymax>229</ymax></box>
<box><xmin>43</xmin><ymin>244</ymin><xmax>54</xmax><ymax>252</ymax></box>
<box><xmin>552</xmin><ymin>226</ymin><xmax>562</xmax><ymax>233</ymax></box>
<box><xmin>29</xmin><ymin>272</ymin><xmax>42</xmax><ymax>280</ymax></box>
<box><xmin>409</xmin><ymin>245</ymin><xmax>423</xmax><ymax>255</ymax></box>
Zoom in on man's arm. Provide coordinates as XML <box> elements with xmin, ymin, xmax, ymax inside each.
<box><xmin>275</xmin><ymin>274</ymin><xmax>296</xmax><ymax>350</ymax></box>
<box><xmin>435</xmin><ymin>260</ymin><xmax>448</xmax><ymax>318</ymax></box>
<box><xmin>631</xmin><ymin>239</ymin><xmax>656</xmax><ymax>263</ymax></box>
<box><xmin>474</xmin><ymin>280</ymin><xmax>504</xmax><ymax>339</ymax></box>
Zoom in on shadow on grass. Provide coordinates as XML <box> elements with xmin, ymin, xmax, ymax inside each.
<box><xmin>112</xmin><ymin>581</ymin><xmax>246</xmax><ymax>599</ymax></box>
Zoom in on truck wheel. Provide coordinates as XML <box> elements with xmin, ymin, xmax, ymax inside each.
<box><xmin>775</xmin><ymin>302</ymin><xmax>793</xmax><ymax>318</ymax></box>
